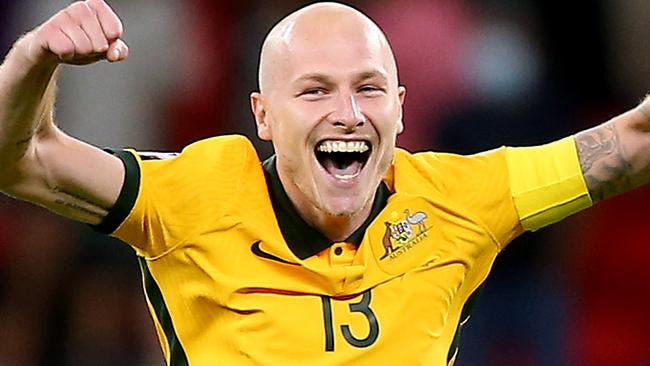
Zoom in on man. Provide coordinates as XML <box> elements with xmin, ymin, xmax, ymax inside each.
<box><xmin>0</xmin><ymin>1</ymin><xmax>649</xmax><ymax>365</ymax></box>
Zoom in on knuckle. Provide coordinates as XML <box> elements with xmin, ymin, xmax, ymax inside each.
<box><xmin>66</xmin><ymin>3</ymin><xmax>80</xmax><ymax>15</ymax></box>
<box><xmin>38</xmin><ymin>21</ymin><xmax>63</xmax><ymax>42</ymax></box>
<box><xmin>62</xmin><ymin>9</ymin><xmax>79</xmax><ymax>25</ymax></box>
<box><xmin>68</xmin><ymin>1</ymin><xmax>85</xmax><ymax>10</ymax></box>
<box><xmin>65</xmin><ymin>5</ymin><xmax>92</xmax><ymax>26</ymax></box>
<box><xmin>38</xmin><ymin>22</ymin><xmax>56</xmax><ymax>34</ymax></box>
<box><xmin>70</xmin><ymin>2</ymin><xmax>93</xmax><ymax>16</ymax></box>
<box><xmin>49</xmin><ymin>10</ymin><xmax>67</xmax><ymax>26</ymax></box>
<box><xmin>85</xmin><ymin>0</ymin><xmax>104</xmax><ymax>12</ymax></box>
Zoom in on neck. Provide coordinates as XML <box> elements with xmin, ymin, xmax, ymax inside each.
<box><xmin>278</xmin><ymin>176</ymin><xmax>374</xmax><ymax>242</ymax></box>
<box><xmin>296</xmin><ymin>198</ymin><xmax>373</xmax><ymax>242</ymax></box>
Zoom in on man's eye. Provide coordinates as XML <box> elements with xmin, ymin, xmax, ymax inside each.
<box><xmin>359</xmin><ymin>85</ymin><xmax>384</xmax><ymax>93</ymax></box>
<box><xmin>303</xmin><ymin>88</ymin><xmax>326</xmax><ymax>95</ymax></box>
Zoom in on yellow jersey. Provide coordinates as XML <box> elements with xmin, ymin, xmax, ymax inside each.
<box><xmin>95</xmin><ymin>135</ymin><xmax>591</xmax><ymax>365</ymax></box>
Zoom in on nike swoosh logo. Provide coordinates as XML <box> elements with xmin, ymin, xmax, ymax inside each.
<box><xmin>251</xmin><ymin>241</ymin><xmax>299</xmax><ymax>266</ymax></box>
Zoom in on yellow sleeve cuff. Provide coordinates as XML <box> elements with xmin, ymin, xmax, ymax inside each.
<box><xmin>506</xmin><ymin>136</ymin><xmax>593</xmax><ymax>231</ymax></box>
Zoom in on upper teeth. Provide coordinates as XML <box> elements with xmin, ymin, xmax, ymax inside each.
<box><xmin>317</xmin><ymin>140</ymin><xmax>369</xmax><ymax>153</ymax></box>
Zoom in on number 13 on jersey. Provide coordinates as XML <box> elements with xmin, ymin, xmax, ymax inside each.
<box><xmin>320</xmin><ymin>289</ymin><xmax>380</xmax><ymax>351</ymax></box>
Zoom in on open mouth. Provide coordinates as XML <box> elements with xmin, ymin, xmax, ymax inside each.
<box><xmin>315</xmin><ymin>140</ymin><xmax>371</xmax><ymax>180</ymax></box>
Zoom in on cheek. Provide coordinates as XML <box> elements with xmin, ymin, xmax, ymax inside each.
<box><xmin>274</xmin><ymin>104</ymin><xmax>328</xmax><ymax>143</ymax></box>
<box><xmin>269</xmin><ymin>114</ymin><xmax>309</xmax><ymax>158</ymax></box>
<box><xmin>370</xmin><ymin>113</ymin><xmax>402</xmax><ymax>137</ymax></box>
<box><xmin>360</xmin><ymin>98</ymin><xmax>401</xmax><ymax>125</ymax></box>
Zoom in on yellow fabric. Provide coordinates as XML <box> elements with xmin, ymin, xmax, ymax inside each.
<box><xmin>506</xmin><ymin>136</ymin><xmax>593</xmax><ymax>231</ymax></box>
<box><xmin>109</xmin><ymin>135</ymin><xmax>589</xmax><ymax>365</ymax></box>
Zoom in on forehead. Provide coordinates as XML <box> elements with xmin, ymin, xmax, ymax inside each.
<box><xmin>261</xmin><ymin>7</ymin><xmax>398</xmax><ymax>90</ymax></box>
<box><xmin>258</xmin><ymin>3</ymin><xmax>398</xmax><ymax>95</ymax></box>
<box><xmin>290</xmin><ymin>35</ymin><xmax>388</xmax><ymax>79</ymax></box>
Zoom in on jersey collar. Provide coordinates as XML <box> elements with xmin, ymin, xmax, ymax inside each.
<box><xmin>262</xmin><ymin>156</ymin><xmax>389</xmax><ymax>260</ymax></box>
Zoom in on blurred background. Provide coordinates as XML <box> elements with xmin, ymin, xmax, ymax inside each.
<box><xmin>0</xmin><ymin>0</ymin><xmax>649</xmax><ymax>365</ymax></box>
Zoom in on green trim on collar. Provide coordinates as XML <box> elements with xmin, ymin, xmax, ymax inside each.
<box><xmin>262</xmin><ymin>156</ymin><xmax>389</xmax><ymax>259</ymax></box>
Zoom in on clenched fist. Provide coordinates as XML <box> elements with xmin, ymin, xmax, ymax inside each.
<box><xmin>24</xmin><ymin>0</ymin><xmax>128</xmax><ymax>66</ymax></box>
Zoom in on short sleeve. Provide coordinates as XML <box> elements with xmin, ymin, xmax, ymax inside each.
<box><xmin>91</xmin><ymin>147</ymin><xmax>164</xmax><ymax>257</ymax></box>
<box><xmin>92</xmin><ymin>135</ymin><xmax>258</xmax><ymax>258</ymax></box>
<box><xmin>505</xmin><ymin>136</ymin><xmax>593</xmax><ymax>231</ymax></box>
<box><xmin>92</xmin><ymin>149</ymin><xmax>141</xmax><ymax>235</ymax></box>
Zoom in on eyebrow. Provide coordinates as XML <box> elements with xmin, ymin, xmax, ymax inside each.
<box><xmin>293</xmin><ymin>69</ymin><xmax>389</xmax><ymax>85</ymax></box>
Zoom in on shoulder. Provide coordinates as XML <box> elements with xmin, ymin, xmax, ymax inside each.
<box><xmin>181</xmin><ymin>134</ymin><xmax>256</xmax><ymax>155</ymax></box>
<box><xmin>105</xmin><ymin>135</ymin><xmax>265</xmax><ymax>254</ymax></box>
<box><xmin>388</xmin><ymin>147</ymin><xmax>521</xmax><ymax>247</ymax></box>
<box><xmin>136</xmin><ymin>135</ymin><xmax>259</xmax><ymax>177</ymax></box>
<box><xmin>389</xmin><ymin>147</ymin><xmax>508</xmax><ymax>193</ymax></box>
<box><xmin>174</xmin><ymin>135</ymin><xmax>257</xmax><ymax>164</ymax></box>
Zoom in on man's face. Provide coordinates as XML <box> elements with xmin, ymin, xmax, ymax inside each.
<box><xmin>253</xmin><ymin>16</ymin><xmax>405</xmax><ymax>219</ymax></box>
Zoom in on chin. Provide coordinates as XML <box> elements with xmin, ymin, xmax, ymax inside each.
<box><xmin>318</xmin><ymin>196</ymin><xmax>367</xmax><ymax>218</ymax></box>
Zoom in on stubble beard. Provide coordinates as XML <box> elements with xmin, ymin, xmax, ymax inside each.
<box><xmin>317</xmin><ymin>150</ymin><xmax>393</xmax><ymax>219</ymax></box>
<box><xmin>285</xmin><ymin>147</ymin><xmax>393</xmax><ymax>224</ymax></box>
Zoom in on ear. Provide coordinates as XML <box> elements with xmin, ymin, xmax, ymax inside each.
<box><xmin>250</xmin><ymin>92</ymin><xmax>272</xmax><ymax>141</ymax></box>
<box><xmin>396</xmin><ymin>85</ymin><xmax>407</xmax><ymax>134</ymax></box>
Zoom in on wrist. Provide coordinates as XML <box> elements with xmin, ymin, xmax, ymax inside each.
<box><xmin>9</xmin><ymin>33</ymin><xmax>59</xmax><ymax>73</ymax></box>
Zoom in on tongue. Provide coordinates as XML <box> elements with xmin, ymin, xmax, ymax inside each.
<box><xmin>322</xmin><ymin>157</ymin><xmax>362</xmax><ymax>177</ymax></box>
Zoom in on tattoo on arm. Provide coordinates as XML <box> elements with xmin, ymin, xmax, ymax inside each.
<box><xmin>51</xmin><ymin>186</ymin><xmax>108</xmax><ymax>220</ymax></box>
<box><xmin>13</xmin><ymin>111</ymin><xmax>47</xmax><ymax>161</ymax></box>
<box><xmin>53</xmin><ymin>198</ymin><xmax>105</xmax><ymax>219</ymax></box>
<box><xmin>14</xmin><ymin>126</ymin><xmax>41</xmax><ymax>160</ymax></box>
<box><xmin>576</xmin><ymin>123</ymin><xmax>633</xmax><ymax>202</ymax></box>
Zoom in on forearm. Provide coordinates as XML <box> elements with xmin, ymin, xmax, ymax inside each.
<box><xmin>576</xmin><ymin>97</ymin><xmax>650</xmax><ymax>202</ymax></box>
<box><xmin>0</xmin><ymin>35</ymin><xmax>59</xmax><ymax>170</ymax></box>
<box><xmin>0</xmin><ymin>0</ymin><xmax>130</xmax><ymax>226</ymax></box>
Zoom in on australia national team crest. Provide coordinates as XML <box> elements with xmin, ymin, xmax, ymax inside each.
<box><xmin>380</xmin><ymin>209</ymin><xmax>429</xmax><ymax>260</ymax></box>
<box><xmin>368</xmin><ymin>196</ymin><xmax>439</xmax><ymax>275</ymax></box>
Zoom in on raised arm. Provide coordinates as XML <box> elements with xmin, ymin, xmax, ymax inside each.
<box><xmin>0</xmin><ymin>0</ymin><xmax>130</xmax><ymax>224</ymax></box>
<box><xmin>575</xmin><ymin>97</ymin><xmax>650</xmax><ymax>202</ymax></box>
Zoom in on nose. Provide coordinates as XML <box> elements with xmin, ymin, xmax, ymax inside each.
<box><xmin>330</xmin><ymin>93</ymin><xmax>365</xmax><ymax>131</ymax></box>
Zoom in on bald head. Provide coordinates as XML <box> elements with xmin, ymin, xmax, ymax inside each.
<box><xmin>258</xmin><ymin>2</ymin><xmax>398</xmax><ymax>95</ymax></box>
